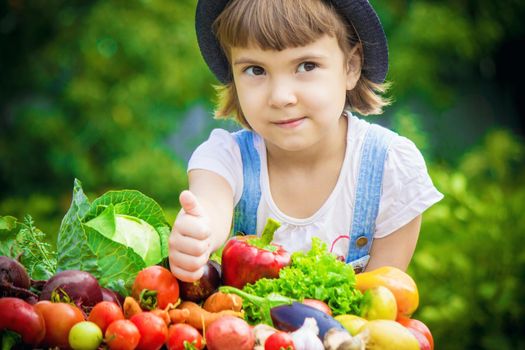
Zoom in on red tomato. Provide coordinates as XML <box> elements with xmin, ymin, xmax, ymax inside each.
<box><xmin>105</xmin><ymin>319</ymin><xmax>141</xmax><ymax>350</ymax></box>
<box><xmin>397</xmin><ymin>316</ymin><xmax>434</xmax><ymax>350</ymax></box>
<box><xmin>301</xmin><ymin>299</ymin><xmax>332</xmax><ymax>316</ymax></box>
<box><xmin>34</xmin><ymin>300</ymin><xmax>85</xmax><ymax>349</ymax></box>
<box><xmin>88</xmin><ymin>301</ymin><xmax>125</xmax><ymax>333</ymax></box>
<box><xmin>167</xmin><ymin>324</ymin><xmax>204</xmax><ymax>350</ymax></box>
<box><xmin>0</xmin><ymin>298</ymin><xmax>46</xmax><ymax>346</ymax></box>
<box><xmin>132</xmin><ymin>266</ymin><xmax>180</xmax><ymax>309</ymax></box>
<box><xmin>264</xmin><ymin>331</ymin><xmax>295</xmax><ymax>350</ymax></box>
<box><xmin>130</xmin><ymin>312</ymin><xmax>168</xmax><ymax>350</ymax></box>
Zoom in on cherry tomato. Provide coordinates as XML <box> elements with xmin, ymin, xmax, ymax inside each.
<box><xmin>264</xmin><ymin>331</ymin><xmax>295</xmax><ymax>350</ymax></box>
<box><xmin>166</xmin><ymin>323</ymin><xmax>204</xmax><ymax>350</ymax></box>
<box><xmin>132</xmin><ymin>266</ymin><xmax>180</xmax><ymax>309</ymax></box>
<box><xmin>130</xmin><ymin>312</ymin><xmax>168</xmax><ymax>350</ymax></box>
<box><xmin>34</xmin><ymin>300</ymin><xmax>85</xmax><ymax>348</ymax></box>
<box><xmin>397</xmin><ymin>316</ymin><xmax>434</xmax><ymax>350</ymax></box>
<box><xmin>88</xmin><ymin>301</ymin><xmax>124</xmax><ymax>333</ymax></box>
<box><xmin>68</xmin><ymin>321</ymin><xmax>103</xmax><ymax>350</ymax></box>
<box><xmin>0</xmin><ymin>297</ymin><xmax>46</xmax><ymax>346</ymax></box>
<box><xmin>105</xmin><ymin>319</ymin><xmax>141</xmax><ymax>350</ymax></box>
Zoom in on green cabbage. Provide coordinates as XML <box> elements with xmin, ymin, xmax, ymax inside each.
<box><xmin>83</xmin><ymin>207</ymin><xmax>162</xmax><ymax>266</ymax></box>
<box><xmin>56</xmin><ymin>179</ymin><xmax>170</xmax><ymax>295</ymax></box>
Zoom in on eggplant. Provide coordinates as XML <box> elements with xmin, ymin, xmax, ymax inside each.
<box><xmin>270</xmin><ymin>302</ymin><xmax>346</xmax><ymax>339</ymax></box>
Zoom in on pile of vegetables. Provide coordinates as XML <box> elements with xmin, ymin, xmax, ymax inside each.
<box><xmin>1</xmin><ymin>179</ymin><xmax>170</xmax><ymax>297</ymax></box>
<box><xmin>0</xmin><ymin>180</ymin><xmax>435</xmax><ymax>350</ymax></box>
<box><xmin>238</xmin><ymin>237</ymin><xmax>363</xmax><ymax>324</ymax></box>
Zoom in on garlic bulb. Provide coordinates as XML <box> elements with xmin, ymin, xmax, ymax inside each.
<box><xmin>290</xmin><ymin>318</ymin><xmax>324</xmax><ymax>350</ymax></box>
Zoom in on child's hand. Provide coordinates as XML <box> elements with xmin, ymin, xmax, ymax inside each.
<box><xmin>169</xmin><ymin>190</ymin><xmax>212</xmax><ymax>282</ymax></box>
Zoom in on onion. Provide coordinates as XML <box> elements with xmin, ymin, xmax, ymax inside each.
<box><xmin>39</xmin><ymin>270</ymin><xmax>103</xmax><ymax>310</ymax></box>
<box><xmin>101</xmin><ymin>287</ymin><xmax>124</xmax><ymax>307</ymax></box>
<box><xmin>179</xmin><ymin>259</ymin><xmax>221</xmax><ymax>302</ymax></box>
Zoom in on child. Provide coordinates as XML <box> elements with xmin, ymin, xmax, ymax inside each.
<box><xmin>169</xmin><ymin>0</ymin><xmax>443</xmax><ymax>282</ymax></box>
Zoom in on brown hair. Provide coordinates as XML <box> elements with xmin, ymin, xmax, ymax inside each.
<box><xmin>213</xmin><ymin>0</ymin><xmax>390</xmax><ymax>128</ymax></box>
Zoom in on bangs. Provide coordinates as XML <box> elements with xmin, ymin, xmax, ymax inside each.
<box><xmin>214</xmin><ymin>0</ymin><xmax>352</xmax><ymax>54</ymax></box>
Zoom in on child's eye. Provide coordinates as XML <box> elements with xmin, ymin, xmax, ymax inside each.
<box><xmin>297</xmin><ymin>62</ymin><xmax>317</xmax><ymax>73</ymax></box>
<box><xmin>244</xmin><ymin>66</ymin><xmax>265</xmax><ymax>76</ymax></box>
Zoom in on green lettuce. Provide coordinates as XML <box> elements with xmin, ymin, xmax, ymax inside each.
<box><xmin>56</xmin><ymin>179</ymin><xmax>171</xmax><ymax>295</ymax></box>
<box><xmin>242</xmin><ymin>238</ymin><xmax>363</xmax><ymax>324</ymax></box>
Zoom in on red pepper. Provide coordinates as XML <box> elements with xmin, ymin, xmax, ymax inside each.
<box><xmin>222</xmin><ymin>219</ymin><xmax>291</xmax><ymax>289</ymax></box>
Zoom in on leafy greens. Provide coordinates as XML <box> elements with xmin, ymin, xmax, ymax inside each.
<box><xmin>0</xmin><ymin>215</ymin><xmax>57</xmax><ymax>280</ymax></box>
<box><xmin>1</xmin><ymin>180</ymin><xmax>171</xmax><ymax>296</ymax></box>
<box><xmin>55</xmin><ymin>179</ymin><xmax>171</xmax><ymax>295</ymax></box>
<box><xmin>242</xmin><ymin>238</ymin><xmax>363</xmax><ymax>324</ymax></box>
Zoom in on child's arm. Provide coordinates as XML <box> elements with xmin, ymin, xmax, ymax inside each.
<box><xmin>364</xmin><ymin>215</ymin><xmax>422</xmax><ymax>272</ymax></box>
<box><xmin>169</xmin><ymin>169</ymin><xmax>234</xmax><ymax>282</ymax></box>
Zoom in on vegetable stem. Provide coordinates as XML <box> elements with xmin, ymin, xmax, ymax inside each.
<box><xmin>260</xmin><ymin>218</ymin><xmax>281</xmax><ymax>246</ymax></box>
<box><xmin>139</xmin><ymin>288</ymin><xmax>159</xmax><ymax>310</ymax></box>
<box><xmin>219</xmin><ymin>286</ymin><xmax>295</xmax><ymax>326</ymax></box>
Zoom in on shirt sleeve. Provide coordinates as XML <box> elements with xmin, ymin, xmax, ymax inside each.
<box><xmin>187</xmin><ymin>128</ymin><xmax>243</xmax><ymax>205</ymax></box>
<box><xmin>374</xmin><ymin>136</ymin><xmax>444</xmax><ymax>238</ymax></box>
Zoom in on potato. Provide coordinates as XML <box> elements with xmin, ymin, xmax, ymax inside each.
<box><xmin>205</xmin><ymin>316</ymin><xmax>255</xmax><ymax>350</ymax></box>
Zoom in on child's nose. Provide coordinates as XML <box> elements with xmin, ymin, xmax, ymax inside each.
<box><xmin>267</xmin><ymin>79</ymin><xmax>297</xmax><ymax>108</ymax></box>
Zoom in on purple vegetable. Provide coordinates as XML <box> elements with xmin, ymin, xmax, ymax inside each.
<box><xmin>39</xmin><ymin>270</ymin><xmax>103</xmax><ymax>310</ymax></box>
<box><xmin>101</xmin><ymin>287</ymin><xmax>124</xmax><ymax>307</ymax></box>
<box><xmin>271</xmin><ymin>302</ymin><xmax>346</xmax><ymax>339</ymax></box>
<box><xmin>0</xmin><ymin>256</ymin><xmax>38</xmax><ymax>301</ymax></box>
<box><xmin>179</xmin><ymin>259</ymin><xmax>222</xmax><ymax>303</ymax></box>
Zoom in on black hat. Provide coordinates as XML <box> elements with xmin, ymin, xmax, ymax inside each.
<box><xmin>195</xmin><ymin>0</ymin><xmax>388</xmax><ymax>84</ymax></box>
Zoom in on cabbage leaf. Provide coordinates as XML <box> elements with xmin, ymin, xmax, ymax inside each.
<box><xmin>56</xmin><ymin>179</ymin><xmax>171</xmax><ymax>295</ymax></box>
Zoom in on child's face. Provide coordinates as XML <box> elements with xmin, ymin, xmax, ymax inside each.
<box><xmin>231</xmin><ymin>35</ymin><xmax>359</xmax><ymax>153</ymax></box>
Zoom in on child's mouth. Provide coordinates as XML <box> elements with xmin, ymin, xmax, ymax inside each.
<box><xmin>274</xmin><ymin>117</ymin><xmax>306</xmax><ymax>128</ymax></box>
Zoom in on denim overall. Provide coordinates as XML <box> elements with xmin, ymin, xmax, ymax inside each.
<box><xmin>232</xmin><ymin>124</ymin><xmax>396</xmax><ymax>272</ymax></box>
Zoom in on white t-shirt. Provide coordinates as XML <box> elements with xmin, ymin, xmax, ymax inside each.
<box><xmin>188</xmin><ymin>114</ymin><xmax>443</xmax><ymax>260</ymax></box>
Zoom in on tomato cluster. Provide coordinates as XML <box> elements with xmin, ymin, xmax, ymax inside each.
<box><xmin>0</xmin><ymin>265</ymin><xmax>205</xmax><ymax>350</ymax></box>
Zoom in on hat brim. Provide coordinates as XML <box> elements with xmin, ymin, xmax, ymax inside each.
<box><xmin>196</xmin><ymin>0</ymin><xmax>388</xmax><ymax>84</ymax></box>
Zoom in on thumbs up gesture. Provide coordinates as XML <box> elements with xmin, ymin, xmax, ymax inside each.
<box><xmin>169</xmin><ymin>190</ymin><xmax>212</xmax><ymax>282</ymax></box>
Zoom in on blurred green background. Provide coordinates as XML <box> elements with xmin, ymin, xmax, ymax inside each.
<box><xmin>1</xmin><ymin>0</ymin><xmax>524</xmax><ymax>348</ymax></box>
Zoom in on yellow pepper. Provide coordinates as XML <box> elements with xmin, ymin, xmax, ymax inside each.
<box><xmin>355</xmin><ymin>266</ymin><xmax>419</xmax><ymax>317</ymax></box>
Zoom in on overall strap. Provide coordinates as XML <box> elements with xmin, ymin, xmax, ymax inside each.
<box><xmin>232</xmin><ymin>130</ymin><xmax>262</xmax><ymax>236</ymax></box>
<box><xmin>346</xmin><ymin>124</ymin><xmax>396</xmax><ymax>272</ymax></box>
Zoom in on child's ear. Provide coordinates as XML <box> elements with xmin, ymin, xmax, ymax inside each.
<box><xmin>346</xmin><ymin>44</ymin><xmax>362</xmax><ymax>90</ymax></box>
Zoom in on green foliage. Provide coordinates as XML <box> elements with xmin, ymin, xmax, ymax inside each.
<box><xmin>0</xmin><ymin>215</ymin><xmax>56</xmax><ymax>280</ymax></box>
<box><xmin>377</xmin><ymin>0</ymin><xmax>525</xmax><ymax>107</ymax></box>
<box><xmin>410</xmin><ymin>129</ymin><xmax>525</xmax><ymax>349</ymax></box>
<box><xmin>57</xmin><ymin>179</ymin><xmax>171</xmax><ymax>295</ymax></box>
<box><xmin>1</xmin><ymin>0</ymin><xmax>198</xmax><ymax>204</ymax></box>
<box><xmin>0</xmin><ymin>216</ymin><xmax>22</xmax><ymax>258</ymax></box>
<box><xmin>16</xmin><ymin>216</ymin><xmax>57</xmax><ymax>280</ymax></box>
<box><xmin>390</xmin><ymin>108</ymin><xmax>431</xmax><ymax>157</ymax></box>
